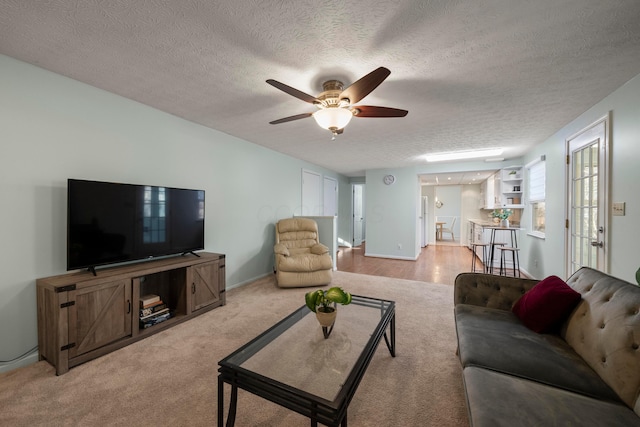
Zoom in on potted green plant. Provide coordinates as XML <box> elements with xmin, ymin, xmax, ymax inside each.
<box><xmin>492</xmin><ymin>209</ymin><xmax>513</xmax><ymax>227</ymax></box>
<box><xmin>305</xmin><ymin>286</ymin><xmax>352</xmax><ymax>328</ymax></box>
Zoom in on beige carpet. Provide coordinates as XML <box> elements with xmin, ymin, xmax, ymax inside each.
<box><xmin>0</xmin><ymin>272</ymin><xmax>468</xmax><ymax>426</ymax></box>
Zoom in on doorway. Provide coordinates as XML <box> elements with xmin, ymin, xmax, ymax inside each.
<box><xmin>434</xmin><ymin>186</ymin><xmax>462</xmax><ymax>246</ymax></box>
<box><xmin>419</xmin><ymin>171</ymin><xmax>494</xmax><ymax>248</ymax></box>
<box><xmin>352</xmin><ymin>184</ymin><xmax>365</xmax><ymax>247</ymax></box>
<box><xmin>565</xmin><ymin>115</ymin><xmax>609</xmax><ymax>276</ymax></box>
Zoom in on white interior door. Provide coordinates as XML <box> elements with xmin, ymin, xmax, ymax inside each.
<box><xmin>301</xmin><ymin>169</ymin><xmax>322</xmax><ymax>216</ymax></box>
<box><xmin>566</xmin><ymin>115</ymin><xmax>609</xmax><ymax>276</ymax></box>
<box><xmin>353</xmin><ymin>184</ymin><xmax>364</xmax><ymax>247</ymax></box>
<box><xmin>323</xmin><ymin>176</ymin><xmax>338</xmax><ymax>216</ymax></box>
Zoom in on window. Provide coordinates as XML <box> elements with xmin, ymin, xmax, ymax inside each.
<box><xmin>143</xmin><ymin>186</ymin><xmax>167</xmax><ymax>243</ymax></box>
<box><xmin>527</xmin><ymin>157</ymin><xmax>546</xmax><ymax>238</ymax></box>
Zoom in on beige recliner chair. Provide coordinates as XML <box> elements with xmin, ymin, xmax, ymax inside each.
<box><xmin>274</xmin><ymin>218</ymin><xmax>333</xmax><ymax>288</ymax></box>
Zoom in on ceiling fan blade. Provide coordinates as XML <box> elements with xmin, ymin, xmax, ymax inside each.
<box><xmin>269</xmin><ymin>112</ymin><xmax>313</xmax><ymax>124</ymax></box>
<box><xmin>353</xmin><ymin>106</ymin><xmax>408</xmax><ymax>118</ymax></box>
<box><xmin>339</xmin><ymin>67</ymin><xmax>391</xmax><ymax>104</ymax></box>
<box><xmin>266</xmin><ymin>79</ymin><xmax>318</xmax><ymax>104</ymax></box>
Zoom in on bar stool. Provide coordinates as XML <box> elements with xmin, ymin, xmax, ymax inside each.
<box><xmin>470</xmin><ymin>242</ymin><xmax>489</xmax><ymax>273</ymax></box>
<box><xmin>499</xmin><ymin>247</ymin><xmax>521</xmax><ymax>277</ymax></box>
<box><xmin>488</xmin><ymin>242</ymin><xmax>505</xmax><ymax>274</ymax></box>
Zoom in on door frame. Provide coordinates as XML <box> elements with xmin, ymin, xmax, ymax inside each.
<box><xmin>352</xmin><ymin>184</ymin><xmax>365</xmax><ymax>247</ymax></box>
<box><xmin>564</xmin><ymin>113</ymin><xmax>610</xmax><ymax>277</ymax></box>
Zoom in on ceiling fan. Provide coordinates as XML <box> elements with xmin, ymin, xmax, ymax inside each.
<box><xmin>267</xmin><ymin>67</ymin><xmax>408</xmax><ymax>139</ymax></box>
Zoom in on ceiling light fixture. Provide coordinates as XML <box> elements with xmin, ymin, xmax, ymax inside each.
<box><xmin>424</xmin><ymin>148</ymin><xmax>504</xmax><ymax>162</ymax></box>
<box><xmin>268</xmin><ymin>68</ymin><xmax>407</xmax><ymax>140</ymax></box>
<box><xmin>312</xmin><ymin>107</ymin><xmax>353</xmax><ymax>138</ymax></box>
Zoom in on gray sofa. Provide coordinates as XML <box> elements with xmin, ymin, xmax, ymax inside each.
<box><xmin>454</xmin><ymin>267</ymin><xmax>640</xmax><ymax>426</ymax></box>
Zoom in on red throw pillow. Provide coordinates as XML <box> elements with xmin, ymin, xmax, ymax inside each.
<box><xmin>512</xmin><ymin>275</ymin><xmax>581</xmax><ymax>333</ymax></box>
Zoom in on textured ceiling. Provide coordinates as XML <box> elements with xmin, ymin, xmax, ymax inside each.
<box><xmin>2</xmin><ymin>0</ymin><xmax>640</xmax><ymax>177</ymax></box>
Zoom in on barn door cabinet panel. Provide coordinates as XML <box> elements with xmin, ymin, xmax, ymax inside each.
<box><xmin>188</xmin><ymin>259</ymin><xmax>225</xmax><ymax>312</ymax></box>
<box><xmin>68</xmin><ymin>279</ymin><xmax>132</xmax><ymax>359</ymax></box>
<box><xmin>37</xmin><ymin>252</ymin><xmax>225</xmax><ymax>375</ymax></box>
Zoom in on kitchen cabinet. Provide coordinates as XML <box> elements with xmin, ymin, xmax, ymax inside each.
<box><xmin>468</xmin><ymin>221</ymin><xmax>485</xmax><ymax>249</ymax></box>
<box><xmin>481</xmin><ymin>172</ymin><xmax>502</xmax><ymax>209</ymax></box>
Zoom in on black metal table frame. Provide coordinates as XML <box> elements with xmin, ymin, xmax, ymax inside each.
<box><xmin>217</xmin><ymin>295</ymin><xmax>396</xmax><ymax>427</ymax></box>
<box><xmin>487</xmin><ymin>226</ymin><xmax>519</xmax><ymax>274</ymax></box>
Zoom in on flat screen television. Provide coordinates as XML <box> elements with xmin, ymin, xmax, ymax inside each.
<box><xmin>67</xmin><ymin>179</ymin><xmax>205</xmax><ymax>272</ymax></box>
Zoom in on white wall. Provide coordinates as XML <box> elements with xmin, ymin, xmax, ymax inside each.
<box><xmin>365</xmin><ymin>160</ymin><xmax>521</xmax><ymax>258</ymax></box>
<box><xmin>364</xmin><ymin>168</ymin><xmax>420</xmax><ymax>259</ymax></box>
<box><xmin>519</xmin><ymin>72</ymin><xmax>640</xmax><ymax>282</ymax></box>
<box><xmin>434</xmin><ymin>186</ymin><xmax>462</xmax><ymax>240</ymax></box>
<box><xmin>0</xmin><ymin>55</ymin><xmax>349</xmax><ymax>370</ymax></box>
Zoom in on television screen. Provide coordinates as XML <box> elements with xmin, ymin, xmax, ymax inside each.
<box><xmin>67</xmin><ymin>179</ymin><xmax>205</xmax><ymax>271</ymax></box>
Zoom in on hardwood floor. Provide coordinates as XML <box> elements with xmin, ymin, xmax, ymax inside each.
<box><xmin>337</xmin><ymin>243</ymin><xmax>476</xmax><ymax>285</ymax></box>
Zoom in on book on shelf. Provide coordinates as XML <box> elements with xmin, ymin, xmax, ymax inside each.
<box><xmin>141</xmin><ymin>299</ymin><xmax>164</xmax><ymax>309</ymax></box>
<box><xmin>139</xmin><ymin>302</ymin><xmax>168</xmax><ymax>318</ymax></box>
<box><xmin>140</xmin><ymin>294</ymin><xmax>161</xmax><ymax>308</ymax></box>
<box><xmin>139</xmin><ymin>311</ymin><xmax>171</xmax><ymax>329</ymax></box>
<box><xmin>139</xmin><ymin>307</ymin><xmax>170</xmax><ymax>321</ymax></box>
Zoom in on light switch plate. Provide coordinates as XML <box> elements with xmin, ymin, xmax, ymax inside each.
<box><xmin>612</xmin><ymin>202</ymin><xmax>625</xmax><ymax>216</ymax></box>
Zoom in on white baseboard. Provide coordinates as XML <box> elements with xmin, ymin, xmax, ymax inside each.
<box><xmin>364</xmin><ymin>252</ymin><xmax>418</xmax><ymax>261</ymax></box>
<box><xmin>0</xmin><ymin>351</ymin><xmax>39</xmax><ymax>374</ymax></box>
<box><xmin>226</xmin><ymin>272</ymin><xmax>272</xmax><ymax>290</ymax></box>
<box><xmin>519</xmin><ymin>267</ymin><xmax>535</xmax><ymax>279</ymax></box>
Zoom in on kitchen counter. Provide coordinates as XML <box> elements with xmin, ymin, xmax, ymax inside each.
<box><xmin>468</xmin><ymin>219</ymin><xmax>522</xmax><ymax>273</ymax></box>
<box><xmin>468</xmin><ymin>218</ymin><xmax>521</xmax><ymax>228</ymax></box>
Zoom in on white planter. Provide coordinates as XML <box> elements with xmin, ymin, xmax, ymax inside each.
<box><xmin>316</xmin><ymin>307</ymin><xmax>337</xmax><ymax>327</ymax></box>
<box><xmin>500</xmin><ymin>219</ymin><xmax>509</xmax><ymax>228</ymax></box>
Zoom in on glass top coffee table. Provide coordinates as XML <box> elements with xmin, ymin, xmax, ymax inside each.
<box><xmin>218</xmin><ymin>294</ymin><xmax>396</xmax><ymax>427</ymax></box>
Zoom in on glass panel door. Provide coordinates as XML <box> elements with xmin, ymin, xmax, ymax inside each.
<box><xmin>566</xmin><ymin>117</ymin><xmax>608</xmax><ymax>275</ymax></box>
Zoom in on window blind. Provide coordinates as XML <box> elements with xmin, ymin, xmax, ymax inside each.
<box><xmin>529</xmin><ymin>160</ymin><xmax>545</xmax><ymax>202</ymax></box>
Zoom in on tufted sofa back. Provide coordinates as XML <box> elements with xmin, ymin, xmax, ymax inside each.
<box><xmin>563</xmin><ymin>267</ymin><xmax>640</xmax><ymax>414</ymax></box>
<box><xmin>454</xmin><ymin>273</ymin><xmax>539</xmax><ymax>311</ymax></box>
<box><xmin>275</xmin><ymin>218</ymin><xmax>320</xmax><ymax>254</ymax></box>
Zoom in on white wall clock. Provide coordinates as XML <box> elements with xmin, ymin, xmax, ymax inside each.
<box><xmin>383</xmin><ymin>174</ymin><xmax>396</xmax><ymax>185</ymax></box>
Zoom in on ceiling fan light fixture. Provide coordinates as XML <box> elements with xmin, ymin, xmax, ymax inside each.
<box><xmin>312</xmin><ymin>107</ymin><xmax>353</xmax><ymax>132</ymax></box>
<box><xmin>267</xmin><ymin>68</ymin><xmax>406</xmax><ymax>136</ymax></box>
<box><xmin>425</xmin><ymin>148</ymin><xmax>504</xmax><ymax>162</ymax></box>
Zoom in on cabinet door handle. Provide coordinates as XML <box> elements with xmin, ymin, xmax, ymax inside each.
<box><xmin>127</xmin><ymin>300</ymin><xmax>131</xmax><ymax>314</ymax></box>
<box><xmin>192</xmin><ymin>283</ymin><xmax>196</xmax><ymax>294</ymax></box>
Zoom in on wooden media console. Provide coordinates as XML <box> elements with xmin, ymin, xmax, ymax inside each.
<box><xmin>37</xmin><ymin>252</ymin><xmax>225</xmax><ymax>375</ymax></box>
